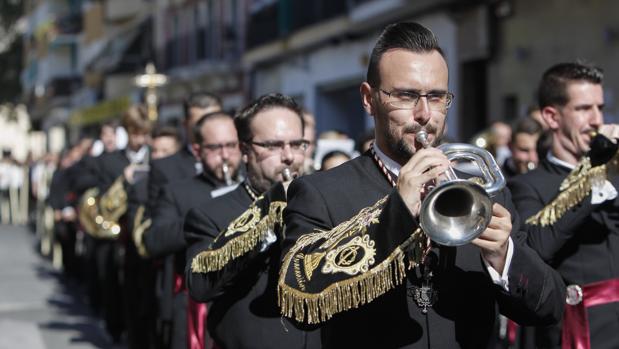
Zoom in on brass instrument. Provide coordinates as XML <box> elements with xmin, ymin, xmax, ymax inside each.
<box><xmin>222</xmin><ymin>161</ymin><xmax>232</xmax><ymax>186</ymax></box>
<box><xmin>78</xmin><ymin>176</ymin><xmax>127</xmax><ymax>239</ymax></box>
<box><xmin>416</xmin><ymin>131</ymin><xmax>506</xmax><ymax>246</ymax></box>
<box><xmin>282</xmin><ymin>168</ymin><xmax>292</xmax><ymax>182</ymax></box>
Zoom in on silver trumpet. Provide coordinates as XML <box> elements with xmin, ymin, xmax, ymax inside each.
<box><xmin>282</xmin><ymin>168</ymin><xmax>293</xmax><ymax>182</ymax></box>
<box><xmin>222</xmin><ymin>161</ymin><xmax>232</xmax><ymax>186</ymax></box>
<box><xmin>416</xmin><ymin>130</ymin><xmax>506</xmax><ymax>246</ymax></box>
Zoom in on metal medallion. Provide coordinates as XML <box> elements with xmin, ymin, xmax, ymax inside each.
<box><xmin>565</xmin><ymin>284</ymin><xmax>583</xmax><ymax>305</ymax></box>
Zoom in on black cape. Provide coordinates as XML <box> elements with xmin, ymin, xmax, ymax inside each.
<box><xmin>280</xmin><ymin>152</ymin><xmax>565</xmax><ymax>349</ymax></box>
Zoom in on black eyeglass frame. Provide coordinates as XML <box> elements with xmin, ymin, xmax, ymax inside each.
<box><xmin>378</xmin><ymin>88</ymin><xmax>454</xmax><ymax>109</ymax></box>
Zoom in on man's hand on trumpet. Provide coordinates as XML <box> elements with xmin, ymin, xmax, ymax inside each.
<box><xmin>472</xmin><ymin>203</ymin><xmax>511</xmax><ymax>274</ymax></box>
<box><xmin>397</xmin><ymin>148</ymin><xmax>450</xmax><ymax>217</ymax></box>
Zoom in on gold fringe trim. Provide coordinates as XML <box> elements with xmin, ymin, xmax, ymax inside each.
<box><xmin>279</xmin><ymin>247</ymin><xmax>406</xmax><ymax>324</ymax></box>
<box><xmin>526</xmin><ymin>157</ymin><xmax>607</xmax><ymax>226</ymax></box>
<box><xmin>278</xmin><ymin>210</ymin><xmax>427</xmax><ymax>324</ymax></box>
<box><xmin>191</xmin><ymin>201</ymin><xmax>286</xmax><ymax>273</ymax></box>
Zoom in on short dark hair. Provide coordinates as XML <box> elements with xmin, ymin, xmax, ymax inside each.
<box><xmin>234</xmin><ymin>93</ymin><xmax>305</xmax><ymax>143</ymax></box>
<box><xmin>537</xmin><ymin>62</ymin><xmax>603</xmax><ymax>108</ymax></box>
<box><xmin>193</xmin><ymin>111</ymin><xmax>234</xmax><ymax>144</ymax></box>
<box><xmin>100</xmin><ymin>120</ymin><xmax>119</xmax><ymax>131</ymax></box>
<box><xmin>152</xmin><ymin>126</ymin><xmax>181</xmax><ymax>143</ymax></box>
<box><xmin>367</xmin><ymin>22</ymin><xmax>444</xmax><ymax>87</ymax></box>
<box><xmin>511</xmin><ymin>117</ymin><xmax>542</xmax><ymax>143</ymax></box>
<box><xmin>183</xmin><ymin>92</ymin><xmax>222</xmax><ymax>119</ymax></box>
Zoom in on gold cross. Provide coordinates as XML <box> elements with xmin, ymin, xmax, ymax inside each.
<box><xmin>134</xmin><ymin>63</ymin><xmax>167</xmax><ymax>122</ymax></box>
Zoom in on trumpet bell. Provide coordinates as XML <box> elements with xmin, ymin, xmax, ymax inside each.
<box><xmin>419</xmin><ymin>180</ymin><xmax>492</xmax><ymax>246</ymax></box>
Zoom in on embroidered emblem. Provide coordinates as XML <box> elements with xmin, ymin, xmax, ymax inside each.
<box><xmin>293</xmin><ymin>253</ymin><xmax>307</xmax><ymax>291</ymax></box>
<box><xmin>322</xmin><ymin>235</ymin><xmax>376</xmax><ymax>276</ymax></box>
<box><xmin>224</xmin><ymin>205</ymin><xmax>261</xmax><ymax>237</ymax></box>
<box><xmin>303</xmin><ymin>252</ymin><xmax>325</xmax><ymax>281</ymax></box>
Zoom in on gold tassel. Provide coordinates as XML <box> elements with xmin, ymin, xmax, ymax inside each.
<box><xmin>278</xmin><ymin>245</ymin><xmax>407</xmax><ymax>324</ymax></box>
<box><xmin>526</xmin><ymin>157</ymin><xmax>607</xmax><ymax>226</ymax></box>
<box><xmin>278</xmin><ymin>207</ymin><xmax>428</xmax><ymax>325</ymax></box>
<box><xmin>191</xmin><ymin>202</ymin><xmax>286</xmax><ymax>273</ymax></box>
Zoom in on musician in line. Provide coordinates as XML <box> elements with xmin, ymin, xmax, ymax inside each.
<box><xmin>278</xmin><ymin>22</ymin><xmax>565</xmax><ymax>348</ymax></box>
<box><xmin>123</xmin><ymin>125</ymin><xmax>181</xmax><ymax>349</ymax></box>
<box><xmin>501</xmin><ymin>117</ymin><xmax>544</xmax><ymax>178</ymax></box>
<box><xmin>147</xmin><ymin>92</ymin><xmax>222</xmax><ymax>207</ymax></box>
<box><xmin>88</xmin><ymin>105</ymin><xmax>152</xmax><ymax>343</ymax></box>
<box><xmin>140</xmin><ymin>111</ymin><xmax>242</xmax><ymax>349</ymax></box>
<box><xmin>184</xmin><ymin>94</ymin><xmax>319</xmax><ymax>349</ymax></box>
<box><xmin>509</xmin><ymin>62</ymin><xmax>619</xmax><ymax>349</ymax></box>
<box><xmin>145</xmin><ymin>91</ymin><xmax>222</xmax><ymax>348</ymax></box>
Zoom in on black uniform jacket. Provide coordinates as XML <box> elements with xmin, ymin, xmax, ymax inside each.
<box><xmin>148</xmin><ymin>147</ymin><xmax>196</xmax><ymax>208</ymax></box>
<box><xmin>71</xmin><ymin>154</ymin><xmax>100</xmax><ymax>196</ymax></box>
<box><xmin>49</xmin><ymin>167</ymin><xmax>71</xmax><ymax>209</ymax></box>
<box><xmin>95</xmin><ymin>150</ymin><xmax>130</xmax><ymax>192</ymax></box>
<box><xmin>144</xmin><ymin>173</ymin><xmax>224</xmax><ymax>262</ymax></box>
<box><xmin>280</xmin><ymin>152</ymin><xmax>565</xmax><ymax>349</ymax></box>
<box><xmin>508</xmin><ymin>158</ymin><xmax>619</xmax><ymax>349</ymax></box>
<box><xmin>185</xmin><ymin>184</ymin><xmax>318</xmax><ymax>349</ymax></box>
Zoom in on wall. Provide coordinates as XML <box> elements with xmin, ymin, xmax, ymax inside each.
<box><xmin>488</xmin><ymin>0</ymin><xmax>619</xmax><ymax>123</ymax></box>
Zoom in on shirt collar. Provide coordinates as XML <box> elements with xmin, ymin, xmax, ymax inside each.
<box><xmin>372</xmin><ymin>143</ymin><xmax>401</xmax><ymax>176</ymax></box>
<box><xmin>126</xmin><ymin>146</ymin><xmax>149</xmax><ymax>164</ymax></box>
<box><xmin>546</xmin><ymin>151</ymin><xmax>575</xmax><ymax>170</ymax></box>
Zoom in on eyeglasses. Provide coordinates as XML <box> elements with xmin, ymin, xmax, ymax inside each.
<box><xmin>378</xmin><ymin>88</ymin><xmax>454</xmax><ymax>111</ymax></box>
<box><xmin>202</xmin><ymin>141</ymin><xmax>239</xmax><ymax>152</ymax></box>
<box><xmin>249</xmin><ymin>139</ymin><xmax>310</xmax><ymax>153</ymax></box>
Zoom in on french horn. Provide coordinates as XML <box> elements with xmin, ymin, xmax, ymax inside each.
<box><xmin>78</xmin><ymin>176</ymin><xmax>127</xmax><ymax>239</ymax></box>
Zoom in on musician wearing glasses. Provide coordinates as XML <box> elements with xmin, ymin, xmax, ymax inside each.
<box><xmin>508</xmin><ymin>62</ymin><xmax>619</xmax><ymax>349</ymax></box>
<box><xmin>278</xmin><ymin>22</ymin><xmax>565</xmax><ymax>348</ymax></box>
<box><xmin>184</xmin><ymin>94</ymin><xmax>319</xmax><ymax>349</ymax></box>
<box><xmin>140</xmin><ymin>111</ymin><xmax>242</xmax><ymax>349</ymax></box>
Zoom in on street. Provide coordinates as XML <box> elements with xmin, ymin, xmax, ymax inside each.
<box><xmin>0</xmin><ymin>224</ymin><xmax>124</xmax><ymax>349</ymax></box>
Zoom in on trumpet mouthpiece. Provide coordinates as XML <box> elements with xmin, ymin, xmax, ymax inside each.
<box><xmin>282</xmin><ymin>168</ymin><xmax>292</xmax><ymax>182</ymax></box>
<box><xmin>416</xmin><ymin>130</ymin><xmax>430</xmax><ymax>148</ymax></box>
<box><xmin>222</xmin><ymin>162</ymin><xmax>232</xmax><ymax>186</ymax></box>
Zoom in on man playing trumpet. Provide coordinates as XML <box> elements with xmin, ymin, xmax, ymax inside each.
<box><xmin>278</xmin><ymin>22</ymin><xmax>565</xmax><ymax>348</ymax></box>
<box><xmin>509</xmin><ymin>62</ymin><xmax>619</xmax><ymax>349</ymax></box>
<box><xmin>184</xmin><ymin>94</ymin><xmax>318</xmax><ymax>349</ymax></box>
<box><xmin>140</xmin><ymin>111</ymin><xmax>242</xmax><ymax>349</ymax></box>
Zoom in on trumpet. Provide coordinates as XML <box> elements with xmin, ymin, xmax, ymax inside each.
<box><xmin>416</xmin><ymin>130</ymin><xmax>506</xmax><ymax>246</ymax></box>
<box><xmin>222</xmin><ymin>161</ymin><xmax>232</xmax><ymax>186</ymax></box>
<box><xmin>282</xmin><ymin>168</ymin><xmax>292</xmax><ymax>182</ymax></box>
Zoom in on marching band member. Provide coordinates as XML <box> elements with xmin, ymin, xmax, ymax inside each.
<box><xmin>185</xmin><ymin>94</ymin><xmax>318</xmax><ymax>349</ymax></box>
<box><xmin>278</xmin><ymin>22</ymin><xmax>565</xmax><ymax>348</ymax></box>
<box><xmin>509</xmin><ymin>62</ymin><xmax>619</xmax><ymax>349</ymax></box>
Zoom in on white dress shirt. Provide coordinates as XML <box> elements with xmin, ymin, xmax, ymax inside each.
<box><xmin>546</xmin><ymin>152</ymin><xmax>617</xmax><ymax>204</ymax></box>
